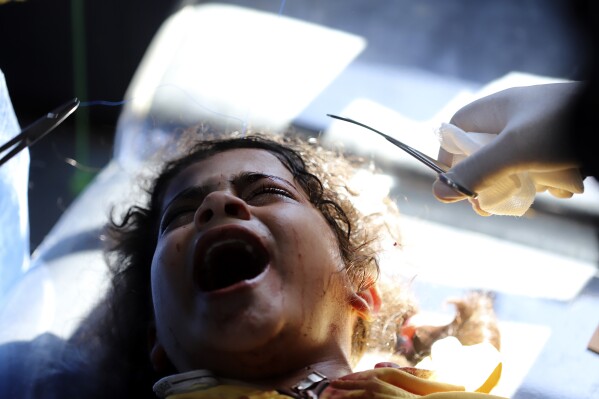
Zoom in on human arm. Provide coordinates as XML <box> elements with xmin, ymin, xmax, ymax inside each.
<box><xmin>432</xmin><ymin>82</ymin><xmax>585</xmax><ymax>216</ymax></box>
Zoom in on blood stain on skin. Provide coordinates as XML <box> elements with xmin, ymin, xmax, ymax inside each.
<box><xmin>328</xmin><ymin>323</ymin><xmax>340</xmax><ymax>336</ymax></box>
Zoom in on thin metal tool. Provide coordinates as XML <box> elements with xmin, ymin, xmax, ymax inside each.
<box><xmin>326</xmin><ymin>114</ymin><xmax>477</xmax><ymax>198</ymax></box>
<box><xmin>0</xmin><ymin>98</ymin><xmax>80</xmax><ymax>167</ymax></box>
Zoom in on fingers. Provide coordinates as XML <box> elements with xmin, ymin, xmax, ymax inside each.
<box><xmin>435</xmin><ymin>123</ymin><xmax>519</xmax><ymax>197</ymax></box>
<box><xmin>449</xmin><ymin>90</ymin><xmax>510</xmax><ymax>134</ymax></box>
<box><xmin>469</xmin><ymin>197</ymin><xmax>492</xmax><ymax>216</ymax></box>
<box><xmin>332</xmin><ymin>368</ymin><xmax>464</xmax><ymax>396</ymax></box>
<box><xmin>432</xmin><ymin>178</ymin><xmax>493</xmax><ymax>216</ymax></box>
<box><xmin>432</xmin><ymin>176</ymin><xmax>467</xmax><ymax>203</ymax></box>
<box><xmin>432</xmin><ymin>83</ymin><xmax>585</xmax><ymax>216</ymax></box>
<box><xmin>547</xmin><ymin>188</ymin><xmax>575</xmax><ymax>198</ymax></box>
<box><xmin>531</xmin><ymin>169</ymin><xmax>584</xmax><ymax>194</ymax></box>
<box><xmin>374</xmin><ymin>362</ymin><xmax>401</xmax><ymax>369</ymax></box>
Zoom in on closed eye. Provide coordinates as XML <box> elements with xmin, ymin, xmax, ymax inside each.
<box><xmin>160</xmin><ymin>207</ymin><xmax>196</xmax><ymax>233</ymax></box>
<box><xmin>245</xmin><ymin>184</ymin><xmax>295</xmax><ymax>204</ymax></box>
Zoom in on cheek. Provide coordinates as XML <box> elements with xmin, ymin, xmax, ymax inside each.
<box><xmin>150</xmin><ymin>244</ymin><xmax>170</xmax><ymax>312</ymax></box>
<box><xmin>150</xmin><ymin>235</ymin><xmax>190</xmax><ymax>311</ymax></box>
<box><xmin>152</xmin><ymin>239</ymin><xmax>175</xmax><ymax>278</ymax></box>
<box><xmin>283</xmin><ymin>210</ymin><xmax>347</xmax><ymax>286</ymax></box>
<box><xmin>307</xmin><ymin>215</ymin><xmax>345</xmax><ymax>269</ymax></box>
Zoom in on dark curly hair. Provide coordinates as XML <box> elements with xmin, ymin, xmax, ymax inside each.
<box><xmin>73</xmin><ymin>129</ymin><xmax>398</xmax><ymax>398</ymax></box>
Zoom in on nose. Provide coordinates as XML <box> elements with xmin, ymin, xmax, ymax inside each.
<box><xmin>194</xmin><ymin>191</ymin><xmax>251</xmax><ymax>227</ymax></box>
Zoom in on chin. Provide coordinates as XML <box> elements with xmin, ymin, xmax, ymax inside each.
<box><xmin>213</xmin><ymin>316</ymin><xmax>286</xmax><ymax>353</ymax></box>
<box><xmin>179</xmin><ymin>321</ymin><xmax>301</xmax><ymax>376</ymax></box>
<box><xmin>188</xmin><ymin>293</ymin><xmax>290</xmax><ymax>352</ymax></box>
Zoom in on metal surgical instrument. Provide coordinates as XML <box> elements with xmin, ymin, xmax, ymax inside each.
<box><xmin>0</xmin><ymin>98</ymin><xmax>80</xmax><ymax>167</ymax></box>
<box><xmin>326</xmin><ymin>114</ymin><xmax>477</xmax><ymax>198</ymax></box>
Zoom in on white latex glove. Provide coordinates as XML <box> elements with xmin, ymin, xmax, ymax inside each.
<box><xmin>433</xmin><ymin>82</ymin><xmax>585</xmax><ymax>216</ymax></box>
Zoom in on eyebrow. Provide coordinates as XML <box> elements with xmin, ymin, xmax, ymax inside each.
<box><xmin>162</xmin><ymin>172</ymin><xmax>300</xmax><ymax>212</ymax></box>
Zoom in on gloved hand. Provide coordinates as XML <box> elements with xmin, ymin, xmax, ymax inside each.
<box><xmin>432</xmin><ymin>82</ymin><xmax>585</xmax><ymax>216</ymax></box>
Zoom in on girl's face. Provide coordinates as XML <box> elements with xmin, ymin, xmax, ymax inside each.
<box><xmin>150</xmin><ymin>148</ymin><xmax>358</xmax><ymax>377</ymax></box>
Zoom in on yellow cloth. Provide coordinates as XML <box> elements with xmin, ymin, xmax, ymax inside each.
<box><xmin>414</xmin><ymin>337</ymin><xmax>503</xmax><ymax>393</ymax></box>
<box><xmin>166</xmin><ymin>367</ymin><xmax>508</xmax><ymax>399</ymax></box>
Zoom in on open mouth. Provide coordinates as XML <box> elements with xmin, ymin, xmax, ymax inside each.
<box><xmin>195</xmin><ymin>233</ymin><xmax>270</xmax><ymax>292</ymax></box>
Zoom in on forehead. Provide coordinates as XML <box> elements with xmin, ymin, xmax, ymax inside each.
<box><xmin>162</xmin><ymin>148</ymin><xmax>295</xmax><ymax>204</ymax></box>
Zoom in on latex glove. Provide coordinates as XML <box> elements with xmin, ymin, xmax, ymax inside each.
<box><xmin>433</xmin><ymin>82</ymin><xmax>585</xmax><ymax>216</ymax></box>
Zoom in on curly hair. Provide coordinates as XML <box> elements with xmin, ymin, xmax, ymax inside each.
<box><xmin>74</xmin><ymin>128</ymin><xmax>407</xmax><ymax>398</ymax></box>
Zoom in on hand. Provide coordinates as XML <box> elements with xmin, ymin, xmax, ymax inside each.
<box><xmin>433</xmin><ymin>82</ymin><xmax>585</xmax><ymax>216</ymax></box>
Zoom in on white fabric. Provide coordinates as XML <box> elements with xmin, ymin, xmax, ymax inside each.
<box><xmin>0</xmin><ymin>70</ymin><xmax>30</xmax><ymax>304</ymax></box>
<box><xmin>153</xmin><ymin>370</ymin><xmax>220</xmax><ymax>398</ymax></box>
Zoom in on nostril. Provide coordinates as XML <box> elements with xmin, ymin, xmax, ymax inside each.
<box><xmin>199</xmin><ymin>209</ymin><xmax>214</xmax><ymax>224</ymax></box>
<box><xmin>224</xmin><ymin>203</ymin><xmax>241</xmax><ymax>216</ymax></box>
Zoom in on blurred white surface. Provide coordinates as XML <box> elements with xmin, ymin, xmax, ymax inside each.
<box><xmin>0</xmin><ymin>70</ymin><xmax>29</xmax><ymax>305</ymax></box>
<box><xmin>387</xmin><ymin>215</ymin><xmax>596</xmax><ymax>301</ymax></box>
<box><xmin>115</xmin><ymin>3</ymin><xmax>366</xmax><ymax>170</ymax></box>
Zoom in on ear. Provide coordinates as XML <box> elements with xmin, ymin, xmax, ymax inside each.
<box><xmin>350</xmin><ymin>284</ymin><xmax>382</xmax><ymax>321</ymax></box>
<box><xmin>148</xmin><ymin>322</ymin><xmax>171</xmax><ymax>372</ymax></box>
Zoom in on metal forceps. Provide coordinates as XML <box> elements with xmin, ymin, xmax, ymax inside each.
<box><xmin>0</xmin><ymin>98</ymin><xmax>80</xmax><ymax>167</ymax></box>
<box><xmin>327</xmin><ymin>114</ymin><xmax>477</xmax><ymax>198</ymax></box>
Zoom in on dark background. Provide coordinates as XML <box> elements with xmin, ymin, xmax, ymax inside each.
<box><xmin>0</xmin><ymin>0</ymin><xmax>586</xmax><ymax>251</ymax></box>
<box><xmin>0</xmin><ymin>0</ymin><xmax>178</xmax><ymax>250</ymax></box>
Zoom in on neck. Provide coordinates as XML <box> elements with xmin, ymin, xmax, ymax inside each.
<box><xmin>186</xmin><ymin>336</ymin><xmax>355</xmax><ymax>388</ymax></box>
